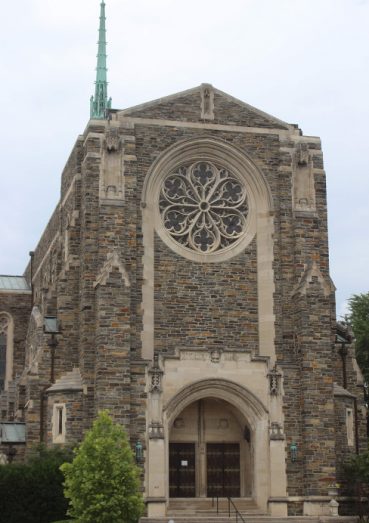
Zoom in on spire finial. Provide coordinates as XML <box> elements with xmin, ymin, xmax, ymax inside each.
<box><xmin>90</xmin><ymin>1</ymin><xmax>112</xmax><ymax>119</ymax></box>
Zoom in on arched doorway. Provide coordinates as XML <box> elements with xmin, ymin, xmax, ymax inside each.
<box><xmin>169</xmin><ymin>398</ymin><xmax>252</xmax><ymax>498</ymax></box>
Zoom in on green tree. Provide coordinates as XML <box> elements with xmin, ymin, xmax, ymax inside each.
<box><xmin>60</xmin><ymin>411</ymin><xmax>144</xmax><ymax>523</ymax></box>
<box><xmin>347</xmin><ymin>292</ymin><xmax>369</xmax><ymax>383</ymax></box>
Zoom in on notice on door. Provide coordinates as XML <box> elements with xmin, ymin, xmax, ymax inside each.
<box><xmin>181</xmin><ymin>460</ymin><xmax>188</xmax><ymax>467</ymax></box>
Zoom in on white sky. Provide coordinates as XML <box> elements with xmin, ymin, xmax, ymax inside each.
<box><xmin>0</xmin><ymin>0</ymin><xmax>368</xmax><ymax>317</ymax></box>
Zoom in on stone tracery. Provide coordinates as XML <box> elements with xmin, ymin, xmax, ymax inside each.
<box><xmin>159</xmin><ymin>161</ymin><xmax>249</xmax><ymax>254</ymax></box>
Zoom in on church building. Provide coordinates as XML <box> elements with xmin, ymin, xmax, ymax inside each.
<box><xmin>0</xmin><ymin>2</ymin><xmax>365</xmax><ymax>520</ymax></box>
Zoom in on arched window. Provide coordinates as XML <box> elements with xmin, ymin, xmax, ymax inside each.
<box><xmin>0</xmin><ymin>313</ymin><xmax>13</xmax><ymax>392</ymax></box>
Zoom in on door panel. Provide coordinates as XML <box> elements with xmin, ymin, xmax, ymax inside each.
<box><xmin>207</xmin><ymin>443</ymin><xmax>240</xmax><ymax>498</ymax></box>
<box><xmin>169</xmin><ymin>443</ymin><xmax>196</xmax><ymax>497</ymax></box>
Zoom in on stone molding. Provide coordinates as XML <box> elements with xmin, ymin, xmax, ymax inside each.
<box><xmin>148</xmin><ymin>355</ymin><xmax>163</xmax><ymax>393</ymax></box>
<box><xmin>93</xmin><ymin>251</ymin><xmax>130</xmax><ymax>289</ymax></box>
<box><xmin>142</xmin><ymin>136</ymin><xmax>273</xmax><ymax>263</ymax></box>
<box><xmin>292</xmin><ymin>260</ymin><xmax>335</xmax><ymax>298</ymax></box>
<box><xmin>164</xmin><ymin>378</ymin><xmax>269</xmax><ymax>425</ymax></box>
<box><xmin>267</xmin><ymin>363</ymin><xmax>282</xmax><ymax>396</ymax></box>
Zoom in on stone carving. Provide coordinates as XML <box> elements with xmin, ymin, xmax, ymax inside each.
<box><xmin>270</xmin><ymin>422</ymin><xmax>285</xmax><ymax>440</ymax></box>
<box><xmin>173</xmin><ymin>417</ymin><xmax>185</xmax><ymax>429</ymax></box>
<box><xmin>0</xmin><ymin>315</ymin><xmax>9</xmax><ymax>335</ymax></box>
<box><xmin>148</xmin><ymin>421</ymin><xmax>164</xmax><ymax>439</ymax></box>
<box><xmin>201</xmin><ymin>84</ymin><xmax>215</xmax><ymax>120</ymax></box>
<box><xmin>218</xmin><ymin>418</ymin><xmax>229</xmax><ymax>429</ymax></box>
<box><xmin>210</xmin><ymin>349</ymin><xmax>221</xmax><ymax>363</ymax></box>
<box><xmin>293</xmin><ymin>143</ymin><xmax>315</xmax><ymax>212</ymax></box>
<box><xmin>105</xmin><ymin>127</ymin><xmax>121</xmax><ymax>153</ymax></box>
<box><xmin>149</xmin><ymin>354</ymin><xmax>163</xmax><ymax>393</ymax></box>
<box><xmin>101</xmin><ymin>126</ymin><xmax>124</xmax><ymax>201</ymax></box>
<box><xmin>180</xmin><ymin>351</ymin><xmax>207</xmax><ymax>360</ymax></box>
<box><xmin>160</xmin><ymin>161</ymin><xmax>248</xmax><ymax>254</ymax></box>
<box><xmin>268</xmin><ymin>363</ymin><xmax>282</xmax><ymax>395</ymax></box>
<box><xmin>296</xmin><ymin>143</ymin><xmax>310</xmax><ymax>166</ymax></box>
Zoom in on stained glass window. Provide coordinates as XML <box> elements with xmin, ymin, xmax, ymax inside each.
<box><xmin>159</xmin><ymin>161</ymin><xmax>249</xmax><ymax>254</ymax></box>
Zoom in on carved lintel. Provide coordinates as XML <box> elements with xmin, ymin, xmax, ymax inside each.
<box><xmin>267</xmin><ymin>363</ymin><xmax>282</xmax><ymax>396</ymax></box>
<box><xmin>149</xmin><ymin>422</ymin><xmax>164</xmax><ymax>439</ymax></box>
<box><xmin>270</xmin><ymin>422</ymin><xmax>285</xmax><ymax>441</ymax></box>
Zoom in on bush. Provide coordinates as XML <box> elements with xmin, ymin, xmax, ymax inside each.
<box><xmin>61</xmin><ymin>411</ymin><xmax>144</xmax><ymax>523</ymax></box>
<box><xmin>344</xmin><ymin>451</ymin><xmax>369</xmax><ymax>520</ymax></box>
<box><xmin>0</xmin><ymin>446</ymin><xmax>72</xmax><ymax>523</ymax></box>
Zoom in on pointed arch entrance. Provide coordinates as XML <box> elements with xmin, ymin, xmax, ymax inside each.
<box><xmin>163</xmin><ymin>379</ymin><xmax>269</xmax><ymax>507</ymax></box>
<box><xmin>169</xmin><ymin>397</ymin><xmax>250</xmax><ymax>498</ymax></box>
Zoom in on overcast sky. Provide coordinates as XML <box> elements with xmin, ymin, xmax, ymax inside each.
<box><xmin>0</xmin><ymin>0</ymin><xmax>368</xmax><ymax>317</ymax></box>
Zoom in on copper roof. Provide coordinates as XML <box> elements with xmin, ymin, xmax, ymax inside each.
<box><xmin>0</xmin><ymin>275</ymin><xmax>30</xmax><ymax>292</ymax></box>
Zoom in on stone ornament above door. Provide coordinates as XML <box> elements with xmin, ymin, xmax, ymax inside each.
<box><xmin>142</xmin><ymin>137</ymin><xmax>273</xmax><ymax>263</ymax></box>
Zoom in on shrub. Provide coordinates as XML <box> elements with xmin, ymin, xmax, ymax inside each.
<box><xmin>61</xmin><ymin>411</ymin><xmax>144</xmax><ymax>523</ymax></box>
<box><xmin>0</xmin><ymin>446</ymin><xmax>72</xmax><ymax>523</ymax></box>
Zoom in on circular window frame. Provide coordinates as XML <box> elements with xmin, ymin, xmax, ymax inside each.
<box><xmin>142</xmin><ymin>137</ymin><xmax>272</xmax><ymax>263</ymax></box>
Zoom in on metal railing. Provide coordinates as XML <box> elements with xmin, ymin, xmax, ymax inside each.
<box><xmin>212</xmin><ymin>496</ymin><xmax>246</xmax><ymax>522</ymax></box>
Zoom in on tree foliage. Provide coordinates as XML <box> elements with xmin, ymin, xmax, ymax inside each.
<box><xmin>347</xmin><ymin>292</ymin><xmax>369</xmax><ymax>383</ymax></box>
<box><xmin>344</xmin><ymin>451</ymin><xmax>369</xmax><ymax>520</ymax></box>
<box><xmin>61</xmin><ymin>411</ymin><xmax>144</xmax><ymax>523</ymax></box>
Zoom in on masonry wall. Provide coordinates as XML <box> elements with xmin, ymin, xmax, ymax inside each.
<box><xmin>1</xmin><ymin>87</ymin><xmax>365</xmax><ymax>511</ymax></box>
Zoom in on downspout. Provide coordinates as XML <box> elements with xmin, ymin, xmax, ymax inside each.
<box><xmin>29</xmin><ymin>251</ymin><xmax>35</xmax><ymax>308</ymax></box>
<box><xmin>339</xmin><ymin>342</ymin><xmax>348</xmax><ymax>389</ymax></box>
<box><xmin>354</xmin><ymin>397</ymin><xmax>360</xmax><ymax>454</ymax></box>
<box><xmin>39</xmin><ymin>334</ymin><xmax>57</xmax><ymax>443</ymax></box>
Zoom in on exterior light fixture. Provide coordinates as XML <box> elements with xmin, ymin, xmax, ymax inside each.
<box><xmin>135</xmin><ymin>440</ymin><xmax>143</xmax><ymax>463</ymax></box>
<box><xmin>44</xmin><ymin>316</ymin><xmax>60</xmax><ymax>334</ymax></box>
<box><xmin>290</xmin><ymin>441</ymin><xmax>298</xmax><ymax>462</ymax></box>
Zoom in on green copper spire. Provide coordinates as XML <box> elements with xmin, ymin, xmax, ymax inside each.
<box><xmin>90</xmin><ymin>1</ymin><xmax>112</xmax><ymax>119</ymax></box>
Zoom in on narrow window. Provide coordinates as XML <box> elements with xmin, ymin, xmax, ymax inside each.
<box><xmin>346</xmin><ymin>408</ymin><xmax>354</xmax><ymax>447</ymax></box>
<box><xmin>57</xmin><ymin>407</ymin><xmax>63</xmax><ymax>435</ymax></box>
<box><xmin>52</xmin><ymin>403</ymin><xmax>66</xmax><ymax>443</ymax></box>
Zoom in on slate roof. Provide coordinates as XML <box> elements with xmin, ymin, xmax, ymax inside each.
<box><xmin>119</xmin><ymin>84</ymin><xmax>294</xmax><ymax>131</ymax></box>
<box><xmin>47</xmin><ymin>368</ymin><xmax>83</xmax><ymax>393</ymax></box>
<box><xmin>0</xmin><ymin>275</ymin><xmax>30</xmax><ymax>292</ymax></box>
<box><xmin>0</xmin><ymin>422</ymin><xmax>26</xmax><ymax>443</ymax></box>
<box><xmin>333</xmin><ymin>383</ymin><xmax>356</xmax><ymax>399</ymax></box>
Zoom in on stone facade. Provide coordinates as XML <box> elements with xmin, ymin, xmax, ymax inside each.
<box><xmin>0</xmin><ymin>85</ymin><xmax>365</xmax><ymax>517</ymax></box>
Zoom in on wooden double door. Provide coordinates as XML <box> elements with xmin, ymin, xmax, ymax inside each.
<box><xmin>169</xmin><ymin>442</ymin><xmax>240</xmax><ymax>498</ymax></box>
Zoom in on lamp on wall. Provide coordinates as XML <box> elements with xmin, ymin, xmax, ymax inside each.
<box><xmin>135</xmin><ymin>440</ymin><xmax>143</xmax><ymax>463</ymax></box>
<box><xmin>290</xmin><ymin>441</ymin><xmax>298</xmax><ymax>462</ymax></box>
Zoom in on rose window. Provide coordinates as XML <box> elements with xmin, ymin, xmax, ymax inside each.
<box><xmin>159</xmin><ymin>162</ymin><xmax>249</xmax><ymax>254</ymax></box>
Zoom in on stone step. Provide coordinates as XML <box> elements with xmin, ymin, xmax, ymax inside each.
<box><xmin>140</xmin><ymin>518</ymin><xmax>357</xmax><ymax>523</ymax></box>
<box><xmin>168</xmin><ymin>497</ymin><xmax>261</xmax><ymax>513</ymax></box>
